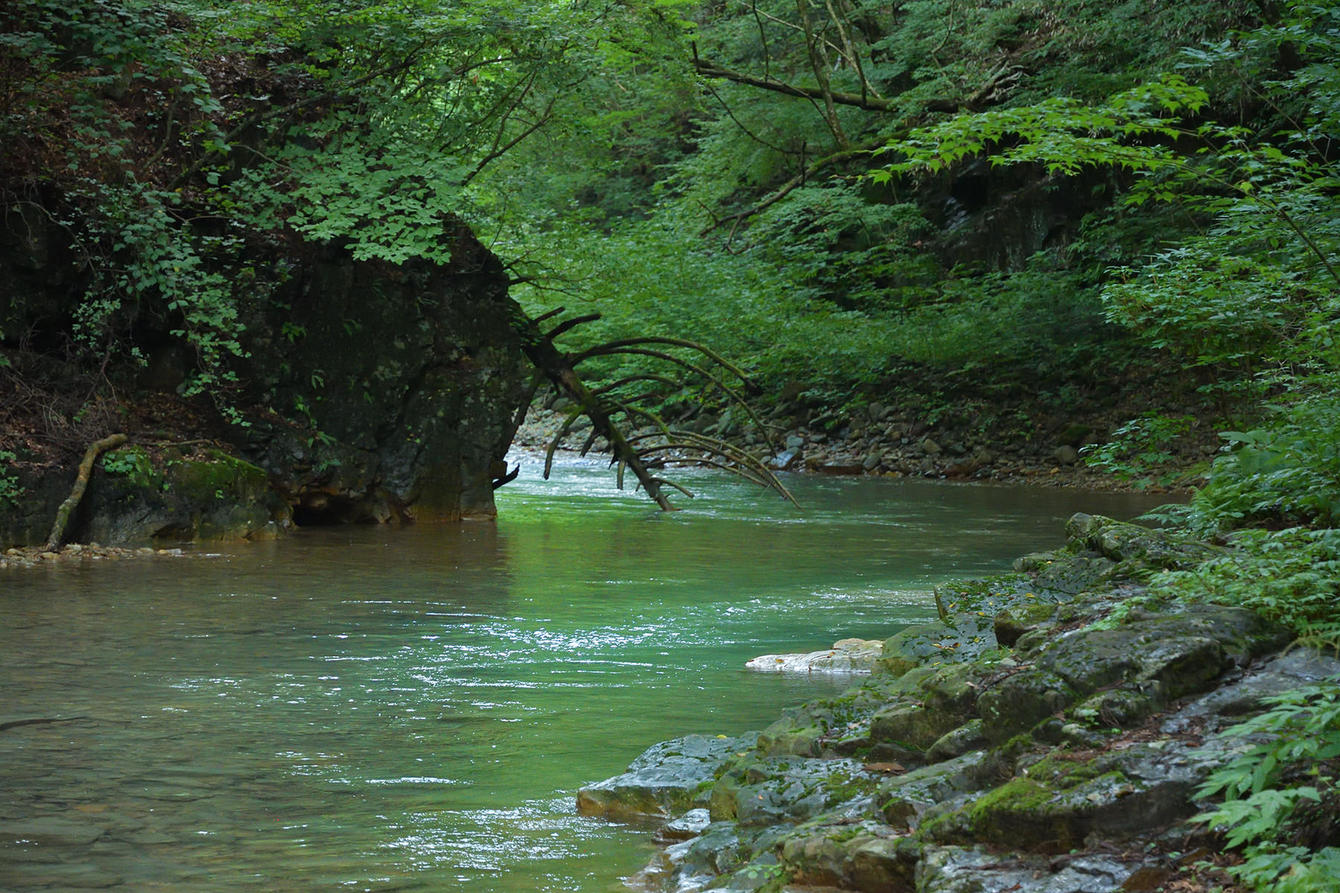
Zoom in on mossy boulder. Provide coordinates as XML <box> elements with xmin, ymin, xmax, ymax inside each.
<box><xmin>879</xmin><ymin>750</ymin><xmax>988</xmax><ymax>829</ymax></box>
<box><xmin>1042</xmin><ymin>605</ymin><xmax>1287</xmax><ymax>697</ymax></box>
<box><xmin>709</xmin><ymin>756</ymin><xmax>880</xmax><ymax>826</ymax></box>
<box><xmin>576</xmin><ymin>733</ymin><xmax>758</xmax><ymax>821</ymax></box>
<box><xmin>878</xmin><ymin>617</ymin><xmax>997</xmax><ymax>676</ymax></box>
<box><xmin>915</xmin><ymin>845</ymin><xmax>1143</xmax><ymax>892</ymax></box>
<box><xmin>923</xmin><ymin>740</ymin><xmax>1217</xmax><ymax>853</ymax></box>
<box><xmin>977</xmin><ymin>669</ymin><xmax>1076</xmax><ymax>744</ymax></box>
<box><xmin>869</xmin><ymin>663</ymin><xmax>982</xmax><ymax>755</ymax></box>
<box><xmin>777</xmin><ymin>818</ymin><xmax>921</xmax><ymax>892</ymax></box>
<box><xmin>69</xmin><ymin>448</ymin><xmax>289</xmax><ymax>545</ymax></box>
<box><xmin>925</xmin><ymin>719</ymin><xmax>988</xmax><ymax>762</ymax></box>
<box><xmin>235</xmin><ymin>232</ymin><xmax>529</xmax><ymax>523</ymax></box>
<box><xmin>756</xmin><ymin>670</ymin><xmax>939</xmax><ymax>758</ymax></box>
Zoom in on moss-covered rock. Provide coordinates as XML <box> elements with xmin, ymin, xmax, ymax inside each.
<box><xmin>925</xmin><ymin>719</ymin><xmax>988</xmax><ymax>762</ymax></box>
<box><xmin>977</xmin><ymin>669</ymin><xmax>1075</xmax><ymax>743</ymax></box>
<box><xmin>709</xmin><ymin>756</ymin><xmax>880</xmax><ymax>826</ymax></box>
<box><xmin>777</xmin><ymin>818</ymin><xmax>920</xmax><ymax>892</ymax></box>
<box><xmin>68</xmin><ymin>447</ymin><xmax>289</xmax><ymax>545</ymax></box>
<box><xmin>922</xmin><ymin>741</ymin><xmax>1216</xmax><ymax>852</ymax></box>
<box><xmin>879</xmin><ymin>750</ymin><xmax>988</xmax><ymax>829</ymax></box>
<box><xmin>576</xmin><ymin>733</ymin><xmax>758</xmax><ymax>821</ymax></box>
<box><xmin>869</xmin><ymin>663</ymin><xmax>982</xmax><ymax>755</ymax></box>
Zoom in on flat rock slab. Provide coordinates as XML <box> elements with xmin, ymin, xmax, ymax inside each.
<box><xmin>918</xmin><ymin>845</ymin><xmax>1141</xmax><ymax>893</ymax></box>
<box><xmin>578</xmin><ymin>732</ymin><xmax>759</xmax><ymax>820</ymax></box>
<box><xmin>747</xmin><ymin>639</ymin><xmax>883</xmax><ymax>675</ymax></box>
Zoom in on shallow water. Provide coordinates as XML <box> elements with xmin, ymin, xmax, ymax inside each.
<box><xmin>0</xmin><ymin>457</ymin><xmax>1171</xmax><ymax>891</ymax></box>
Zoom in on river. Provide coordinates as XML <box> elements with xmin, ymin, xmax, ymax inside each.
<box><xmin>0</xmin><ymin>456</ymin><xmax>1170</xmax><ymax>891</ymax></box>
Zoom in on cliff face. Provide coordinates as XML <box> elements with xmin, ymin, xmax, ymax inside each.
<box><xmin>233</xmin><ymin>223</ymin><xmax>529</xmax><ymax>526</ymax></box>
<box><xmin>0</xmin><ymin>211</ymin><xmax>530</xmax><ymax>547</ymax></box>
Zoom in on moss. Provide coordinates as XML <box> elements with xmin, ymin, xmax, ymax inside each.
<box><xmin>1023</xmin><ymin>753</ymin><xmax>1115</xmax><ymax>788</ymax></box>
<box><xmin>168</xmin><ymin>450</ymin><xmax>269</xmax><ymax>501</ymax></box>
<box><xmin>969</xmin><ymin>777</ymin><xmax>1054</xmax><ymax>820</ymax></box>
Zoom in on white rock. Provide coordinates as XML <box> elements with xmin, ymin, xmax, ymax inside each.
<box><xmin>745</xmin><ymin>638</ymin><xmax>883</xmax><ymax>675</ymax></box>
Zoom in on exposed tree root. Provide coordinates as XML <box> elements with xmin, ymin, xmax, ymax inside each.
<box><xmin>43</xmin><ymin>433</ymin><xmax>127</xmax><ymax>552</ymax></box>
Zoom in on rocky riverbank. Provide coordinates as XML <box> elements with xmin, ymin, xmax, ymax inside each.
<box><xmin>512</xmin><ymin>402</ymin><xmax>1208</xmax><ymax>493</ymax></box>
<box><xmin>577</xmin><ymin>514</ymin><xmax>1339</xmax><ymax>892</ymax></box>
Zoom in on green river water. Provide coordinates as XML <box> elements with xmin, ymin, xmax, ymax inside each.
<box><xmin>0</xmin><ymin>456</ymin><xmax>1170</xmax><ymax>891</ymax></box>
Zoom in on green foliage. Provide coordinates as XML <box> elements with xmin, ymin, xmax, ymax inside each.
<box><xmin>1188</xmin><ymin>382</ymin><xmax>1340</xmax><ymax>531</ymax></box>
<box><xmin>1153</xmin><ymin>527</ymin><xmax>1340</xmax><ymax>650</ymax></box>
<box><xmin>101</xmin><ymin>445</ymin><xmax>159</xmax><ymax>489</ymax></box>
<box><xmin>1082</xmin><ymin>413</ymin><xmax>1197</xmax><ymax>487</ymax></box>
<box><xmin>749</xmin><ymin>185</ymin><xmax>936</xmax><ymax>312</ymax></box>
<box><xmin>1195</xmin><ymin>678</ymin><xmax>1340</xmax><ymax>891</ymax></box>
<box><xmin>0</xmin><ymin>451</ymin><xmax>22</xmax><ymax>506</ymax></box>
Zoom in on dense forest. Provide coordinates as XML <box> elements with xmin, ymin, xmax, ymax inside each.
<box><xmin>2</xmin><ymin>0</ymin><xmax>1340</xmax><ymax>887</ymax></box>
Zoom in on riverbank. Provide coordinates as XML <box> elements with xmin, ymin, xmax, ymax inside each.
<box><xmin>512</xmin><ymin>402</ymin><xmax>1204</xmax><ymax>494</ymax></box>
<box><xmin>577</xmin><ymin>513</ymin><xmax>1340</xmax><ymax>892</ymax></box>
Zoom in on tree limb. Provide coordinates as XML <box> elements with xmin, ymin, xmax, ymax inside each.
<box><xmin>44</xmin><ymin>433</ymin><xmax>127</xmax><ymax>552</ymax></box>
<box><xmin>694</xmin><ymin>48</ymin><xmax>898</xmax><ymax>113</ymax></box>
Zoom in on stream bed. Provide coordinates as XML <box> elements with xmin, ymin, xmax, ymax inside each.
<box><xmin>0</xmin><ymin>457</ymin><xmax>1170</xmax><ymax>891</ymax></box>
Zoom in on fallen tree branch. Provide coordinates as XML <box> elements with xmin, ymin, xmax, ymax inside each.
<box><xmin>44</xmin><ymin>433</ymin><xmax>127</xmax><ymax>552</ymax></box>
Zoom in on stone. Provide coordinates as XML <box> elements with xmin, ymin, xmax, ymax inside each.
<box><xmin>1161</xmin><ymin>647</ymin><xmax>1340</xmax><ymax>734</ymax></box>
<box><xmin>878</xmin><ymin>614</ymin><xmax>998</xmax><ymax>676</ymax></box>
<box><xmin>1053</xmin><ymin>445</ymin><xmax>1079</xmax><ymax>465</ymax></box>
<box><xmin>925</xmin><ymin>720</ymin><xmax>988</xmax><ymax>763</ymax></box>
<box><xmin>916</xmin><ymin>845</ymin><xmax>1141</xmax><ymax>893</ymax></box>
<box><xmin>709</xmin><ymin>756</ymin><xmax>880</xmax><ymax>826</ymax></box>
<box><xmin>778</xmin><ymin>819</ymin><xmax>920</xmax><ymax>892</ymax></box>
<box><xmin>662</xmin><ymin>808</ymin><xmax>713</xmax><ymax>841</ymax></box>
<box><xmin>880</xmin><ymin>750</ymin><xmax>988</xmax><ymax>828</ymax></box>
<box><xmin>576</xmin><ymin>732</ymin><xmax>759</xmax><ymax>820</ymax></box>
<box><xmin>977</xmin><ymin>669</ymin><xmax>1075</xmax><ymax>743</ymax></box>
<box><xmin>924</xmin><ymin>741</ymin><xmax>1218</xmax><ymax>852</ymax></box>
<box><xmin>665</xmin><ymin>821</ymin><xmax>756</xmax><ymax>882</ymax></box>
<box><xmin>746</xmin><ymin>639</ymin><xmax>883</xmax><ymax>675</ymax></box>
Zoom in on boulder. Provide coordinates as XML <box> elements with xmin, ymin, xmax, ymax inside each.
<box><xmin>709</xmin><ymin>756</ymin><xmax>880</xmax><ymax>826</ymax></box>
<box><xmin>236</xmin><ymin>231</ymin><xmax>529</xmax><ymax>523</ymax></box>
<box><xmin>576</xmin><ymin>732</ymin><xmax>758</xmax><ymax>821</ymax></box>
<box><xmin>777</xmin><ymin>819</ymin><xmax>920</xmax><ymax>892</ymax></box>
<box><xmin>921</xmin><ymin>740</ymin><xmax>1220</xmax><ymax>852</ymax></box>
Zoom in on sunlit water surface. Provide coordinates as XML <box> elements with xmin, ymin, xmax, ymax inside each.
<box><xmin>0</xmin><ymin>457</ymin><xmax>1171</xmax><ymax>891</ymax></box>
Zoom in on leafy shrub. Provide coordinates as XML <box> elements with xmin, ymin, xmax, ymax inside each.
<box><xmin>1190</xmin><ymin>383</ymin><xmax>1340</xmax><ymax>530</ymax></box>
<box><xmin>1082</xmin><ymin>413</ymin><xmax>1198</xmax><ymax>487</ymax></box>
<box><xmin>1195</xmin><ymin>678</ymin><xmax>1340</xmax><ymax>892</ymax></box>
<box><xmin>1152</xmin><ymin>526</ymin><xmax>1340</xmax><ymax>650</ymax></box>
<box><xmin>0</xmin><ymin>451</ymin><xmax>22</xmax><ymax>506</ymax></box>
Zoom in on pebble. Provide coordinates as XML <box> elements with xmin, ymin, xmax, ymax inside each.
<box><xmin>0</xmin><ymin>544</ymin><xmax>196</xmax><ymax>571</ymax></box>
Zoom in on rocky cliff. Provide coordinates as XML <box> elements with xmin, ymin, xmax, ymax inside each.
<box><xmin>0</xmin><ymin>212</ymin><xmax>529</xmax><ymax>547</ymax></box>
